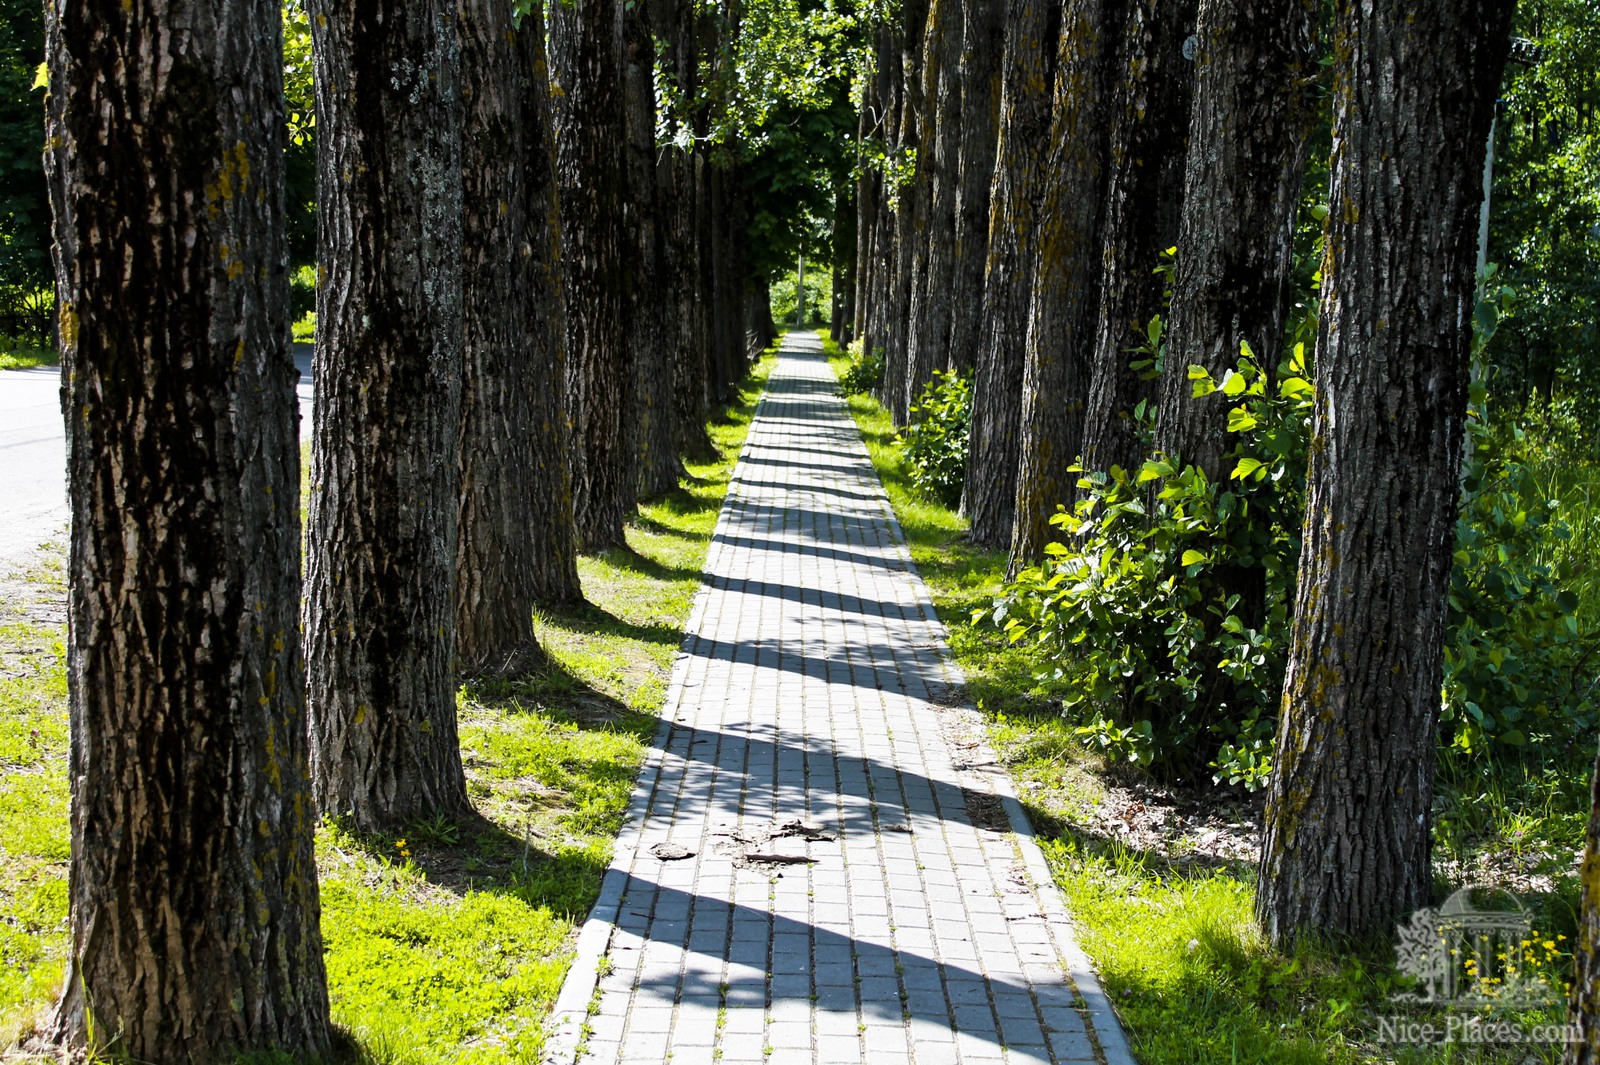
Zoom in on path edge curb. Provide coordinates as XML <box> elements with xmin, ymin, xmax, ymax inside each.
<box><xmin>542</xmin><ymin>348</ymin><xmax>776</xmax><ymax>1064</ymax></box>
<box><xmin>862</xmin><ymin>401</ymin><xmax>1140</xmax><ymax>1065</ymax></box>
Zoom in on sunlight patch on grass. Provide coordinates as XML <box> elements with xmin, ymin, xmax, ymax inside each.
<box><xmin>0</xmin><ymin>338</ymin><xmax>57</xmax><ymax>372</ymax></box>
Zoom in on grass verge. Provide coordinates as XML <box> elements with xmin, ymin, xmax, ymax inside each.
<box><xmin>819</xmin><ymin>327</ymin><xmax>1577</xmax><ymax>1065</ymax></box>
<box><xmin>0</xmin><ymin>343</ymin><xmax>777</xmax><ymax>1061</ymax></box>
<box><xmin>0</xmin><ymin>338</ymin><xmax>56</xmax><ymax>372</ymax></box>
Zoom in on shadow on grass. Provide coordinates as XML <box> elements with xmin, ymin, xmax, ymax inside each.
<box><xmin>539</xmin><ymin>596</ymin><xmax>686</xmax><ymax>650</ymax></box>
<box><xmin>461</xmin><ymin>648</ymin><xmax>662</xmax><ymax>732</ymax></box>
<box><xmin>590</xmin><ymin>543</ymin><xmax>703</xmax><ymax>585</ymax></box>
<box><xmin>631</xmin><ymin>513</ymin><xmax>709</xmax><ymax>541</ymax></box>
<box><xmin>646</xmin><ymin>480</ymin><xmax>729</xmax><ymax>518</ymax></box>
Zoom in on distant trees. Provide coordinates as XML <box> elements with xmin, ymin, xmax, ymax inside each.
<box><xmin>42</xmin><ymin>0</ymin><xmax>330</xmax><ymax>1052</ymax></box>
<box><xmin>0</xmin><ymin>0</ymin><xmax>48</xmax><ymax>336</ymax></box>
<box><xmin>1256</xmin><ymin>0</ymin><xmax>1513</xmax><ymax>945</ymax></box>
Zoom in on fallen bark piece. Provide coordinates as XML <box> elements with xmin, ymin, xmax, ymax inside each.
<box><xmin>651</xmin><ymin>843</ymin><xmax>695</xmax><ymax>861</ymax></box>
<box><xmin>767</xmin><ymin>819</ymin><xmax>836</xmax><ymax>842</ymax></box>
<box><xmin>734</xmin><ymin>852</ymin><xmax>818</xmax><ymax>870</ymax></box>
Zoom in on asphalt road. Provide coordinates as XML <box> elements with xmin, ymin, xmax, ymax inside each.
<box><xmin>0</xmin><ymin>344</ymin><xmax>314</xmax><ymax>569</ymax></box>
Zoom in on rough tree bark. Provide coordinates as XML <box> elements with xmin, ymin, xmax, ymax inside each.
<box><xmin>1076</xmin><ymin>0</ymin><xmax>1197</xmax><ymax>481</ymax></box>
<box><xmin>42</xmin><ymin>0</ymin><xmax>332</xmax><ymax>1054</ymax></box>
<box><xmin>962</xmin><ymin>0</ymin><xmax>1062</xmax><ymax>546</ymax></box>
<box><xmin>946</xmin><ymin>0</ymin><xmax>1007</xmax><ymax>373</ymax></box>
<box><xmin>1256</xmin><ymin>0</ymin><xmax>1513</xmax><ymax>947</ymax></box>
<box><xmin>709</xmin><ymin>160</ymin><xmax>749</xmax><ymax>401</ymax></box>
<box><xmin>659</xmin><ymin>0</ymin><xmax>714</xmax><ymax>459</ymax></box>
<box><xmin>626</xmin><ymin>0</ymin><xmax>680</xmax><ymax>499</ymax></box>
<box><xmin>1008</xmin><ymin>0</ymin><xmax>1123</xmax><ymax>569</ymax></box>
<box><xmin>903</xmin><ymin>0</ymin><xmax>965</xmax><ymax>412</ymax></box>
<box><xmin>456</xmin><ymin>0</ymin><xmax>578</xmax><ymax>678</ymax></box>
<box><xmin>862</xmin><ymin>26</ymin><xmax>899</xmax><ymax>376</ymax></box>
<box><xmin>306</xmin><ymin>0</ymin><xmax>470</xmax><ymax>828</ymax></box>
<box><xmin>1155</xmin><ymin>0</ymin><xmax>1319</xmax><ymax>481</ymax></box>
<box><xmin>549</xmin><ymin>0</ymin><xmax>634</xmax><ymax>549</ymax></box>
<box><xmin>879</xmin><ymin>0</ymin><xmax>931</xmax><ymax>424</ymax></box>
<box><xmin>853</xmin><ymin>75</ymin><xmax>880</xmax><ymax>344</ymax></box>
<box><xmin>832</xmin><ymin>179</ymin><xmax>856</xmax><ymax>343</ymax></box>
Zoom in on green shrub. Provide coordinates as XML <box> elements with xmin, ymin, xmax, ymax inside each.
<box><xmin>898</xmin><ymin>368</ymin><xmax>971</xmax><ymax>508</ymax></box>
<box><xmin>290</xmin><ymin>263</ymin><xmax>317</xmax><ymax>320</ymax></box>
<box><xmin>1443</xmin><ymin>401</ymin><xmax>1595</xmax><ymax>755</ymax></box>
<box><xmin>991</xmin><ymin>268</ymin><xmax>1596</xmax><ymax>789</ymax></box>
<box><xmin>837</xmin><ymin>339</ymin><xmax>884</xmax><ymax>396</ymax></box>
<box><xmin>985</xmin><ymin>342</ymin><xmax>1311</xmax><ymax>788</ymax></box>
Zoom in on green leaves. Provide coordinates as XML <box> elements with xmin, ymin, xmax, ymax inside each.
<box><xmin>1441</xmin><ymin>402</ymin><xmax>1593</xmax><ymax>757</ymax></box>
<box><xmin>897</xmin><ymin>369</ymin><xmax>972</xmax><ymax>508</ymax></box>
<box><xmin>1232</xmin><ymin>457</ymin><xmax>1266</xmax><ymax>481</ymax></box>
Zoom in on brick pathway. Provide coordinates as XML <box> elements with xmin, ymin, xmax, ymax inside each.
<box><xmin>546</xmin><ymin>333</ymin><xmax>1134</xmax><ymax>1065</ymax></box>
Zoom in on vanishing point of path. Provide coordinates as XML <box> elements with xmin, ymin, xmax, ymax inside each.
<box><xmin>546</xmin><ymin>333</ymin><xmax>1134</xmax><ymax>1065</ymax></box>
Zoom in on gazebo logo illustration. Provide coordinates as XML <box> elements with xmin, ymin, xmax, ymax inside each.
<box><xmin>1392</xmin><ymin>885</ymin><xmax>1562</xmax><ymax>1007</ymax></box>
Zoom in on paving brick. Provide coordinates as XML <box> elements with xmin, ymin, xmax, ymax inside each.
<box><xmin>547</xmin><ymin>336</ymin><xmax>1131</xmax><ymax>1064</ymax></box>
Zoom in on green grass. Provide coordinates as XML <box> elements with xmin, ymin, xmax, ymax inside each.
<box><xmin>0</xmin><ymin>343</ymin><xmax>778</xmax><ymax>1061</ymax></box>
<box><xmin>818</xmin><ymin>327</ymin><xmax>1576</xmax><ymax>1065</ymax></box>
<box><xmin>0</xmin><ymin>337</ymin><xmax>57</xmax><ymax>371</ymax></box>
<box><xmin>0</xmin><ymin>555</ymin><xmax>70</xmax><ymax>1048</ymax></box>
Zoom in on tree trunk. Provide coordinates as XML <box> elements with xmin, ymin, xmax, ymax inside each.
<box><xmin>625</xmin><ymin>0</ymin><xmax>680</xmax><ymax>500</ymax></box>
<box><xmin>1256</xmin><ymin>0</ymin><xmax>1513</xmax><ymax>947</ymax></box>
<box><xmin>1155</xmin><ymin>0</ymin><xmax>1319</xmax><ymax>481</ymax></box>
<box><xmin>962</xmin><ymin>0</ymin><xmax>1062</xmax><ymax>547</ymax></box>
<box><xmin>549</xmin><ymin>0</ymin><xmax>634</xmax><ymax>549</ymax></box>
<box><xmin>521</xmin><ymin>10</ymin><xmax>585</xmax><ymax>606</ymax></box>
<box><xmin>1567</xmin><ymin>740</ymin><xmax>1600</xmax><ymax>1064</ymax></box>
<box><xmin>903</xmin><ymin>0</ymin><xmax>965</xmax><ymax>411</ymax></box>
<box><xmin>1076</xmin><ymin>0</ymin><xmax>1197</xmax><ymax>481</ymax></box>
<box><xmin>709</xmin><ymin>160</ymin><xmax>747</xmax><ymax>400</ymax></box>
<box><xmin>946</xmin><ymin>0</ymin><xmax>1007</xmax><ymax>373</ymax></box>
<box><xmin>832</xmin><ymin>178</ymin><xmax>856</xmax><ymax>344</ymax></box>
<box><xmin>665</xmin><ymin>146</ymin><xmax>712</xmax><ymax>458</ymax></box>
<box><xmin>879</xmin><ymin>0</ymin><xmax>931</xmax><ymax>425</ymax></box>
<box><xmin>659</xmin><ymin>0</ymin><xmax>712</xmax><ymax>459</ymax></box>
<box><xmin>306</xmin><ymin>0</ymin><xmax>470</xmax><ymax>829</ymax></box>
<box><xmin>1008</xmin><ymin>0</ymin><xmax>1123</xmax><ymax>569</ymax></box>
<box><xmin>43</xmin><ymin>0</ymin><xmax>331</xmax><ymax>1051</ymax></box>
<box><xmin>749</xmin><ymin>276</ymin><xmax>776</xmax><ymax>352</ymax></box>
<box><xmin>456</xmin><ymin>0</ymin><xmax>578</xmax><ymax>678</ymax></box>
<box><xmin>853</xmin><ymin>79</ymin><xmax>879</xmax><ymax>345</ymax></box>
<box><xmin>856</xmin><ymin>35</ymin><xmax>893</xmax><ymax>353</ymax></box>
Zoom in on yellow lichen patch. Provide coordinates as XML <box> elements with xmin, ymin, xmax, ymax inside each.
<box><xmin>206</xmin><ymin>141</ymin><xmax>252</xmax><ymax>219</ymax></box>
<box><xmin>58</xmin><ymin>302</ymin><xmax>78</xmax><ymax>349</ymax></box>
